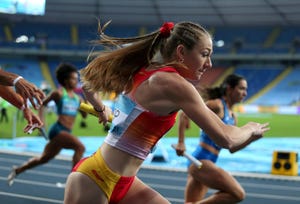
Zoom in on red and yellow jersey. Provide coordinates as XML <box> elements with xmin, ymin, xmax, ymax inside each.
<box><xmin>104</xmin><ymin>66</ymin><xmax>178</xmax><ymax>160</ymax></box>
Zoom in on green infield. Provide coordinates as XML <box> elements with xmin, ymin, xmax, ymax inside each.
<box><xmin>165</xmin><ymin>112</ymin><xmax>300</xmax><ymax>138</ymax></box>
<box><xmin>0</xmin><ymin>106</ymin><xmax>299</xmax><ymax>138</ymax></box>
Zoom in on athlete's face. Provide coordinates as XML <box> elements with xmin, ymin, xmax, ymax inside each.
<box><xmin>230</xmin><ymin>79</ymin><xmax>248</xmax><ymax>104</ymax></box>
<box><xmin>179</xmin><ymin>35</ymin><xmax>213</xmax><ymax>83</ymax></box>
<box><xmin>66</xmin><ymin>72</ymin><xmax>79</xmax><ymax>89</ymax></box>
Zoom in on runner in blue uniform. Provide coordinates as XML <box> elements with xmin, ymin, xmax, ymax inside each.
<box><xmin>7</xmin><ymin>63</ymin><xmax>86</xmax><ymax>186</ymax></box>
<box><xmin>175</xmin><ymin>74</ymin><xmax>250</xmax><ymax>204</ymax></box>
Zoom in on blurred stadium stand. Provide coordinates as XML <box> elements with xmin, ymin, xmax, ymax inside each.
<box><xmin>0</xmin><ymin>0</ymin><xmax>299</xmax><ymax>109</ymax></box>
<box><xmin>0</xmin><ymin>58</ymin><xmax>44</xmax><ymax>87</ymax></box>
<box><xmin>253</xmin><ymin>67</ymin><xmax>300</xmax><ymax>106</ymax></box>
<box><xmin>0</xmin><ymin>22</ymin><xmax>299</xmax><ymax>107</ymax></box>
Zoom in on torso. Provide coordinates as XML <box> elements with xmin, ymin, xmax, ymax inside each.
<box><xmin>56</xmin><ymin>88</ymin><xmax>80</xmax><ymax>129</ymax></box>
<box><xmin>101</xmin><ymin>66</ymin><xmax>179</xmax><ymax>176</ymax></box>
<box><xmin>197</xmin><ymin>98</ymin><xmax>235</xmax><ymax>161</ymax></box>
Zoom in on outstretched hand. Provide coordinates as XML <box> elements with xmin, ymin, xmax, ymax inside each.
<box><xmin>15</xmin><ymin>78</ymin><xmax>45</xmax><ymax>109</ymax></box>
<box><xmin>248</xmin><ymin>122</ymin><xmax>270</xmax><ymax>141</ymax></box>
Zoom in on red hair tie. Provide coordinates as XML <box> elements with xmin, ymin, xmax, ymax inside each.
<box><xmin>159</xmin><ymin>22</ymin><xmax>174</xmax><ymax>38</ymax></box>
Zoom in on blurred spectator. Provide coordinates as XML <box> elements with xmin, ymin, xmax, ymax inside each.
<box><xmin>0</xmin><ymin>99</ymin><xmax>9</xmax><ymax>123</ymax></box>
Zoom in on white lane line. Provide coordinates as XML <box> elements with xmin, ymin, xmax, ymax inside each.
<box><xmin>138</xmin><ymin>172</ymin><xmax>186</xmax><ymax>181</ymax></box>
<box><xmin>0</xmin><ymin>167</ymin><xmax>68</xmax><ymax>178</ymax></box>
<box><xmin>0</xmin><ymin>191</ymin><xmax>63</xmax><ymax>203</ymax></box>
<box><xmin>2</xmin><ymin>150</ymin><xmax>300</xmax><ymax>181</ymax></box>
<box><xmin>246</xmin><ymin>192</ymin><xmax>300</xmax><ymax>201</ymax></box>
<box><xmin>0</xmin><ymin>176</ymin><xmax>59</xmax><ymax>188</ymax></box>
<box><xmin>0</xmin><ymin>150</ymin><xmax>71</xmax><ymax>161</ymax></box>
<box><xmin>0</xmin><ymin>157</ymin><xmax>71</xmax><ymax>170</ymax></box>
<box><xmin>148</xmin><ymin>183</ymin><xmax>300</xmax><ymax>201</ymax></box>
<box><xmin>230</xmin><ymin>171</ymin><xmax>300</xmax><ymax>181</ymax></box>
<box><xmin>242</xmin><ymin>182</ymin><xmax>300</xmax><ymax>191</ymax></box>
<box><xmin>138</xmin><ymin>172</ymin><xmax>300</xmax><ymax>192</ymax></box>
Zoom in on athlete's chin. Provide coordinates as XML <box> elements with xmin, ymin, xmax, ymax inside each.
<box><xmin>194</xmin><ymin>74</ymin><xmax>203</xmax><ymax>82</ymax></box>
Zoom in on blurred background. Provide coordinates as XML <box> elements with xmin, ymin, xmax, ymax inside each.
<box><xmin>1</xmin><ymin>2</ymin><xmax>300</xmax><ymax>203</ymax></box>
<box><xmin>0</xmin><ymin>0</ymin><xmax>299</xmax><ymax>138</ymax></box>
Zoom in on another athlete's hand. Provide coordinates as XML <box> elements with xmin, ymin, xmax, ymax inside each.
<box><xmin>174</xmin><ymin>142</ymin><xmax>186</xmax><ymax>156</ymax></box>
<box><xmin>22</xmin><ymin>108</ymin><xmax>43</xmax><ymax>133</ymax></box>
<box><xmin>15</xmin><ymin>78</ymin><xmax>45</xmax><ymax>109</ymax></box>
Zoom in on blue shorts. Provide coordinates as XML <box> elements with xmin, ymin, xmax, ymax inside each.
<box><xmin>187</xmin><ymin>145</ymin><xmax>218</xmax><ymax>167</ymax></box>
<box><xmin>48</xmin><ymin>122</ymin><xmax>71</xmax><ymax>140</ymax></box>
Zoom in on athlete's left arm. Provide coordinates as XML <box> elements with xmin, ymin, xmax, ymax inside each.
<box><xmin>228</xmin><ymin>113</ymin><xmax>258</xmax><ymax>153</ymax></box>
<box><xmin>78</xmin><ymin>96</ymin><xmax>88</xmax><ymax>118</ymax></box>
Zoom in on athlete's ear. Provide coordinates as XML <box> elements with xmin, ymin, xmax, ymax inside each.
<box><xmin>176</xmin><ymin>44</ymin><xmax>185</xmax><ymax>62</ymax></box>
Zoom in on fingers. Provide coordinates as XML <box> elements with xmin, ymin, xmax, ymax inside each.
<box><xmin>34</xmin><ymin>90</ymin><xmax>46</xmax><ymax>106</ymax></box>
<box><xmin>98</xmin><ymin>116</ymin><xmax>108</xmax><ymax>126</ymax></box>
<box><xmin>25</xmin><ymin>89</ymin><xmax>45</xmax><ymax>109</ymax></box>
<box><xmin>260</xmin><ymin>122</ymin><xmax>270</xmax><ymax>132</ymax></box>
<box><xmin>171</xmin><ymin>144</ymin><xmax>185</xmax><ymax>156</ymax></box>
<box><xmin>23</xmin><ymin>117</ymin><xmax>43</xmax><ymax>134</ymax></box>
<box><xmin>33</xmin><ymin>116</ymin><xmax>43</xmax><ymax>127</ymax></box>
<box><xmin>251</xmin><ymin>122</ymin><xmax>270</xmax><ymax>136</ymax></box>
<box><xmin>15</xmin><ymin>80</ymin><xmax>45</xmax><ymax>109</ymax></box>
<box><xmin>27</xmin><ymin>96</ymin><xmax>38</xmax><ymax>109</ymax></box>
<box><xmin>23</xmin><ymin>109</ymin><xmax>33</xmax><ymax>126</ymax></box>
<box><xmin>23</xmin><ymin>108</ymin><xmax>43</xmax><ymax>133</ymax></box>
<box><xmin>23</xmin><ymin>123</ymin><xmax>41</xmax><ymax>134</ymax></box>
<box><xmin>23</xmin><ymin>125</ymin><xmax>32</xmax><ymax>133</ymax></box>
<box><xmin>97</xmin><ymin>107</ymin><xmax>111</xmax><ymax>126</ymax></box>
<box><xmin>175</xmin><ymin>146</ymin><xmax>186</xmax><ymax>155</ymax></box>
<box><xmin>176</xmin><ymin>150</ymin><xmax>185</xmax><ymax>156</ymax></box>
